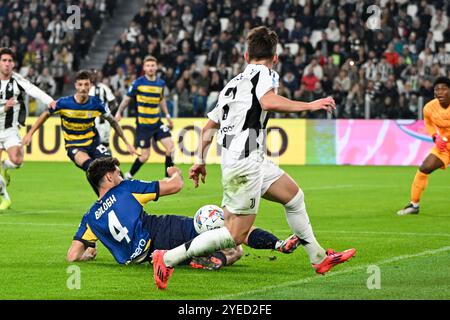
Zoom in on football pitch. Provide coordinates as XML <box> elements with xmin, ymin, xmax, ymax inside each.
<box><xmin>0</xmin><ymin>162</ymin><xmax>449</xmax><ymax>300</ymax></box>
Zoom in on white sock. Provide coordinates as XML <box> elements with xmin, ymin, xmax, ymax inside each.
<box><xmin>163</xmin><ymin>227</ymin><xmax>235</xmax><ymax>267</ymax></box>
<box><xmin>411</xmin><ymin>201</ymin><xmax>419</xmax><ymax>208</ymax></box>
<box><xmin>0</xmin><ymin>176</ymin><xmax>10</xmax><ymax>200</ymax></box>
<box><xmin>3</xmin><ymin>159</ymin><xmax>20</xmax><ymax>170</ymax></box>
<box><xmin>285</xmin><ymin>189</ymin><xmax>326</xmax><ymax>264</ymax></box>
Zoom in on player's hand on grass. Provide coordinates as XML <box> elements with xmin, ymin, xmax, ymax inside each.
<box><xmin>309</xmin><ymin>96</ymin><xmax>336</xmax><ymax>113</ymax></box>
<box><xmin>4</xmin><ymin>98</ymin><xmax>15</xmax><ymax>111</ymax></box>
<box><xmin>81</xmin><ymin>247</ymin><xmax>97</xmax><ymax>261</ymax></box>
<box><xmin>433</xmin><ymin>134</ymin><xmax>447</xmax><ymax>152</ymax></box>
<box><xmin>189</xmin><ymin>164</ymin><xmax>206</xmax><ymax>188</ymax></box>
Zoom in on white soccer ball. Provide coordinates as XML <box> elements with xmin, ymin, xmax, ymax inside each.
<box><xmin>193</xmin><ymin>205</ymin><xmax>225</xmax><ymax>234</ymax></box>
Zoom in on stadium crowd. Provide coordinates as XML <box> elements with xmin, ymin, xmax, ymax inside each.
<box><xmin>0</xmin><ymin>0</ymin><xmax>117</xmax><ymax>113</ymax></box>
<box><xmin>2</xmin><ymin>0</ymin><xmax>450</xmax><ymax>119</ymax></box>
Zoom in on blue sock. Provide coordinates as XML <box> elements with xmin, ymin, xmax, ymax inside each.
<box><xmin>247</xmin><ymin>228</ymin><xmax>279</xmax><ymax>249</ymax></box>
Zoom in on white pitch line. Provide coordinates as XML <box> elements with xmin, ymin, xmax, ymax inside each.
<box><xmin>272</xmin><ymin>229</ymin><xmax>450</xmax><ymax>238</ymax></box>
<box><xmin>210</xmin><ymin>246</ymin><xmax>450</xmax><ymax>300</ymax></box>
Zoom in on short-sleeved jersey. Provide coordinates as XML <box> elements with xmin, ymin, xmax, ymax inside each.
<box><xmin>74</xmin><ymin>179</ymin><xmax>160</xmax><ymax>265</ymax></box>
<box><xmin>207</xmin><ymin>64</ymin><xmax>279</xmax><ymax>160</ymax></box>
<box><xmin>423</xmin><ymin>98</ymin><xmax>450</xmax><ymax>141</ymax></box>
<box><xmin>127</xmin><ymin>76</ymin><xmax>165</xmax><ymax>128</ymax></box>
<box><xmin>50</xmin><ymin>96</ymin><xmax>111</xmax><ymax>148</ymax></box>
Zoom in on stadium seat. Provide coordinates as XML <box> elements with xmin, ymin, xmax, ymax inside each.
<box><xmin>285</xmin><ymin>18</ymin><xmax>295</xmax><ymax>33</ymax></box>
<box><xmin>220</xmin><ymin>18</ymin><xmax>229</xmax><ymax>32</ymax></box>
<box><xmin>285</xmin><ymin>43</ymin><xmax>299</xmax><ymax>56</ymax></box>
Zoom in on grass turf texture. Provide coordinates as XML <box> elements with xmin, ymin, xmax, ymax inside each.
<box><xmin>0</xmin><ymin>162</ymin><xmax>449</xmax><ymax>300</ymax></box>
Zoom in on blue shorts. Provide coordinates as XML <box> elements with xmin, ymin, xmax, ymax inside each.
<box><xmin>66</xmin><ymin>139</ymin><xmax>111</xmax><ymax>165</ymax></box>
<box><xmin>144</xmin><ymin>214</ymin><xmax>198</xmax><ymax>255</ymax></box>
<box><xmin>135</xmin><ymin>123</ymin><xmax>171</xmax><ymax>149</ymax></box>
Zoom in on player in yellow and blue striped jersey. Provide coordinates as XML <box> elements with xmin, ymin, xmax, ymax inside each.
<box><xmin>115</xmin><ymin>56</ymin><xmax>175</xmax><ymax>179</ymax></box>
<box><xmin>23</xmin><ymin>71</ymin><xmax>137</xmax><ymax>172</ymax></box>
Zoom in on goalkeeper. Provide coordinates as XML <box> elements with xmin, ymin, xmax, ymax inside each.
<box><xmin>397</xmin><ymin>77</ymin><xmax>450</xmax><ymax>215</ymax></box>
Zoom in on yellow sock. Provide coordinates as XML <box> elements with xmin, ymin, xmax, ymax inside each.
<box><xmin>411</xmin><ymin>170</ymin><xmax>429</xmax><ymax>204</ymax></box>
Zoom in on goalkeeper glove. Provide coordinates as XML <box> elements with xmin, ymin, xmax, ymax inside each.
<box><xmin>432</xmin><ymin>134</ymin><xmax>448</xmax><ymax>152</ymax></box>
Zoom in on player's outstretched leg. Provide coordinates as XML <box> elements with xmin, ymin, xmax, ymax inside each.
<box><xmin>152</xmin><ymin>250</ymin><xmax>174</xmax><ymax>290</ymax></box>
<box><xmin>312</xmin><ymin>248</ymin><xmax>356</xmax><ymax>275</ymax></box>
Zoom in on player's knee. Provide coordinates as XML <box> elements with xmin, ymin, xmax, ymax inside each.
<box><xmin>229</xmin><ymin>229</ymin><xmax>249</xmax><ymax>246</ymax></box>
<box><xmin>139</xmin><ymin>153</ymin><xmax>150</xmax><ymax>162</ymax></box>
<box><xmin>10</xmin><ymin>157</ymin><xmax>23</xmax><ymax>167</ymax></box>
<box><xmin>418</xmin><ymin>165</ymin><xmax>433</xmax><ymax>175</ymax></box>
<box><xmin>284</xmin><ymin>188</ymin><xmax>305</xmax><ymax>213</ymax></box>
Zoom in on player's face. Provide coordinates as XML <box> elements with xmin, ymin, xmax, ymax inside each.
<box><xmin>75</xmin><ymin>79</ymin><xmax>91</xmax><ymax>97</ymax></box>
<box><xmin>144</xmin><ymin>61</ymin><xmax>157</xmax><ymax>77</ymax></box>
<box><xmin>434</xmin><ymin>83</ymin><xmax>450</xmax><ymax>107</ymax></box>
<box><xmin>112</xmin><ymin>166</ymin><xmax>123</xmax><ymax>185</ymax></box>
<box><xmin>0</xmin><ymin>54</ymin><xmax>15</xmax><ymax>77</ymax></box>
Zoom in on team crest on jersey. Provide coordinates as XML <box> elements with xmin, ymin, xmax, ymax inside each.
<box><xmin>140</xmin><ymin>140</ymin><xmax>145</xmax><ymax>147</ymax></box>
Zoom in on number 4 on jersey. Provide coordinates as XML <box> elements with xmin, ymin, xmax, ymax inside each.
<box><xmin>108</xmin><ymin>210</ymin><xmax>131</xmax><ymax>243</ymax></box>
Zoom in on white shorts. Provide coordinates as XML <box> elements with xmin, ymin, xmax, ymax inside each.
<box><xmin>0</xmin><ymin>127</ymin><xmax>22</xmax><ymax>150</ymax></box>
<box><xmin>221</xmin><ymin>150</ymin><xmax>284</xmax><ymax>215</ymax></box>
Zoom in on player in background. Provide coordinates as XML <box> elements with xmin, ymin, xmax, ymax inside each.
<box><xmin>23</xmin><ymin>70</ymin><xmax>137</xmax><ymax>174</ymax></box>
<box><xmin>115</xmin><ymin>56</ymin><xmax>175</xmax><ymax>179</ymax></box>
<box><xmin>397</xmin><ymin>76</ymin><xmax>450</xmax><ymax>215</ymax></box>
<box><xmin>0</xmin><ymin>47</ymin><xmax>56</xmax><ymax>210</ymax></box>
<box><xmin>89</xmin><ymin>69</ymin><xmax>118</xmax><ymax>152</ymax></box>
<box><xmin>67</xmin><ymin>157</ymin><xmax>302</xmax><ymax>270</ymax></box>
<box><xmin>151</xmin><ymin>26</ymin><xmax>356</xmax><ymax>289</ymax></box>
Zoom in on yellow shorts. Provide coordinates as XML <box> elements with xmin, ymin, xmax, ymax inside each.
<box><xmin>430</xmin><ymin>146</ymin><xmax>450</xmax><ymax>170</ymax></box>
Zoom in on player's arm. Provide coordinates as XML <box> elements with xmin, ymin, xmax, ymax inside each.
<box><xmin>103</xmin><ymin>114</ymin><xmax>139</xmax><ymax>156</ymax></box>
<box><xmin>159</xmin><ymin>166</ymin><xmax>184</xmax><ymax>196</ymax></box>
<box><xmin>188</xmin><ymin>119</ymin><xmax>219</xmax><ymax>188</ymax></box>
<box><xmin>22</xmin><ymin>110</ymin><xmax>51</xmax><ymax>146</ymax></box>
<box><xmin>260</xmin><ymin>90</ymin><xmax>335</xmax><ymax>113</ymax></box>
<box><xmin>115</xmin><ymin>96</ymin><xmax>131</xmax><ymax>122</ymax></box>
<box><xmin>67</xmin><ymin>240</ymin><xmax>97</xmax><ymax>262</ymax></box>
<box><xmin>424</xmin><ymin>106</ymin><xmax>447</xmax><ymax>150</ymax></box>
<box><xmin>14</xmin><ymin>72</ymin><xmax>56</xmax><ymax>108</ymax></box>
<box><xmin>159</xmin><ymin>98</ymin><xmax>173</xmax><ymax>129</ymax></box>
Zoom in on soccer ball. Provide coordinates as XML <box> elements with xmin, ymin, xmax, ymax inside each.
<box><xmin>193</xmin><ymin>205</ymin><xmax>225</xmax><ymax>234</ymax></box>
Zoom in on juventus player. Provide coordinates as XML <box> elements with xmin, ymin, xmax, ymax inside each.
<box><xmin>89</xmin><ymin>70</ymin><xmax>118</xmax><ymax>151</ymax></box>
<box><xmin>0</xmin><ymin>48</ymin><xmax>56</xmax><ymax>210</ymax></box>
<box><xmin>151</xmin><ymin>27</ymin><xmax>356</xmax><ymax>289</ymax></box>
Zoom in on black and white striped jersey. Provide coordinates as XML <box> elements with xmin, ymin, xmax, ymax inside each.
<box><xmin>89</xmin><ymin>83</ymin><xmax>116</xmax><ymax>108</ymax></box>
<box><xmin>0</xmin><ymin>72</ymin><xmax>53</xmax><ymax>130</ymax></box>
<box><xmin>207</xmin><ymin>64</ymin><xmax>279</xmax><ymax>159</ymax></box>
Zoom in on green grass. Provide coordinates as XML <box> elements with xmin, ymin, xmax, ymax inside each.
<box><xmin>0</xmin><ymin>162</ymin><xmax>449</xmax><ymax>300</ymax></box>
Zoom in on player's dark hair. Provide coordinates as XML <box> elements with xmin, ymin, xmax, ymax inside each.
<box><xmin>433</xmin><ymin>76</ymin><xmax>450</xmax><ymax>88</ymax></box>
<box><xmin>86</xmin><ymin>157</ymin><xmax>121</xmax><ymax>194</ymax></box>
<box><xmin>0</xmin><ymin>47</ymin><xmax>15</xmax><ymax>61</ymax></box>
<box><xmin>75</xmin><ymin>70</ymin><xmax>92</xmax><ymax>82</ymax></box>
<box><xmin>247</xmin><ymin>26</ymin><xmax>278</xmax><ymax>61</ymax></box>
